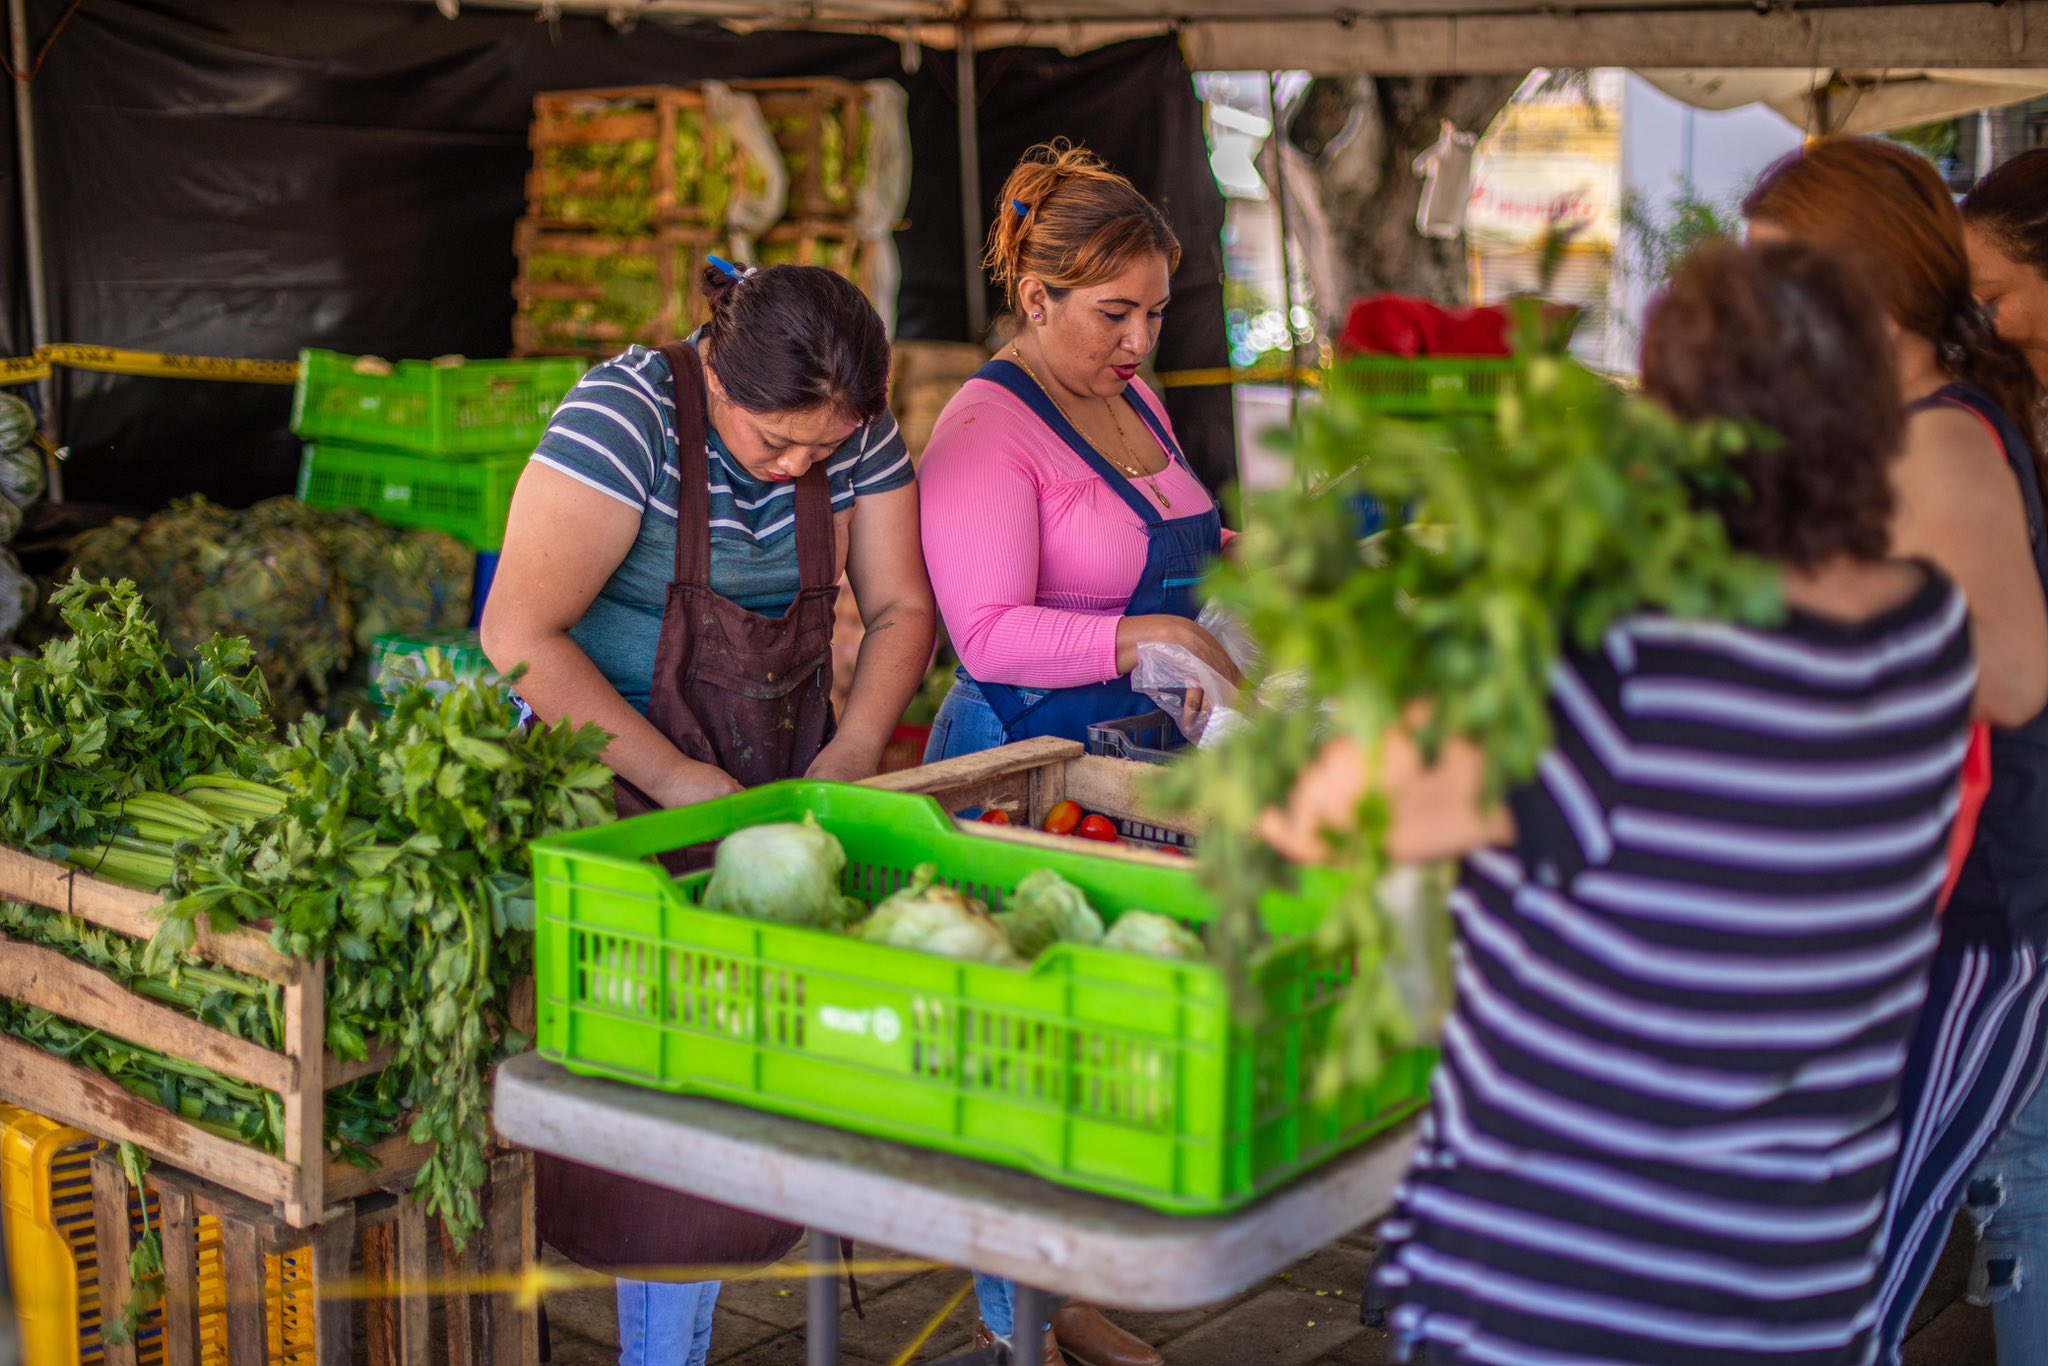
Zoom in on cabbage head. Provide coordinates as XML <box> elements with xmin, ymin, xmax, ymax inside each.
<box><xmin>996</xmin><ymin>869</ymin><xmax>1103</xmax><ymax>959</ymax></box>
<box><xmin>702</xmin><ymin>813</ymin><xmax>864</xmax><ymax>929</ymax></box>
<box><xmin>1101</xmin><ymin>910</ymin><xmax>1206</xmax><ymax>960</ymax></box>
<box><xmin>858</xmin><ymin>865</ymin><xmax>1018</xmax><ymax>965</ymax></box>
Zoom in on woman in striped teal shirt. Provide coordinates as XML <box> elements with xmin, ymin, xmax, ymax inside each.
<box><xmin>482</xmin><ymin>260</ymin><xmax>935</xmax><ymax>1366</ymax></box>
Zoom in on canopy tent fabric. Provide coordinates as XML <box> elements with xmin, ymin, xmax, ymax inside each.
<box><xmin>428</xmin><ymin>1</ymin><xmax>2048</xmax><ymax>75</ymax></box>
<box><xmin>1639</xmin><ymin>68</ymin><xmax>2048</xmax><ymax>135</ymax></box>
<box><xmin>12</xmin><ymin>0</ymin><xmax>1231</xmax><ymax>508</ymax></box>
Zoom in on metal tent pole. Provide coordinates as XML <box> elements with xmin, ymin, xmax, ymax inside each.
<box><xmin>9</xmin><ymin>0</ymin><xmax>59</xmax><ymax>495</ymax></box>
<box><xmin>957</xmin><ymin>9</ymin><xmax>988</xmax><ymax>344</ymax></box>
<box><xmin>1268</xmin><ymin>71</ymin><xmax>1301</xmax><ymax>423</ymax></box>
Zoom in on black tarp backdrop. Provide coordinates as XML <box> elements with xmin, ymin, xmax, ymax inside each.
<box><xmin>14</xmin><ymin>0</ymin><xmax>1234</xmax><ymax>511</ymax></box>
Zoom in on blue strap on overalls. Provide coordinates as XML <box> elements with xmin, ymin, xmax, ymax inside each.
<box><xmin>963</xmin><ymin>360</ymin><xmax>1223</xmax><ymax>744</ymax></box>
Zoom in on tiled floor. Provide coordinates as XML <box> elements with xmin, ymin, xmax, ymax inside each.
<box><xmin>532</xmin><ymin>1219</ymin><xmax>1993</xmax><ymax>1365</ymax></box>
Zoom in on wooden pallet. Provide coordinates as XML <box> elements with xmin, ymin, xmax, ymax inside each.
<box><xmin>861</xmin><ymin>737</ymin><xmax>1198</xmax><ymax>852</ymax></box>
<box><xmin>0</xmin><ymin>845</ymin><xmax>422</xmax><ymax>1229</ymax></box>
<box><xmin>90</xmin><ymin>1146</ymin><xmax>537</xmax><ymax>1366</ymax></box>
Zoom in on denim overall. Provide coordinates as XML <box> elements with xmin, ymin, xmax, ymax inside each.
<box><xmin>941</xmin><ymin>359</ymin><xmax>1221</xmax><ymax>753</ymax></box>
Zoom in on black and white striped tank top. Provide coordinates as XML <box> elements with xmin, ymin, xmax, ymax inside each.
<box><xmin>1378</xmin><ymin>569</ymin><xmax>1976</xmax><ymax>1366</ymax></box>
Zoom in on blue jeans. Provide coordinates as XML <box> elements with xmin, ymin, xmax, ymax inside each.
<box><xmin>924</xmin><ymin>676</ymin><xmax>1041</xmax><ymax>764</ymax></box>
<box><xmin>972</xmin><ymin>1273</ymin><xmax>1056</xmax><ymax>1341</ymax></box>
<box><xmin>1968</xmin><ymin>1075</ymin><xmax>2048</xmax><ymax>1364</ymax></box>
<box><xmin>616</xmin><ymin>1278</ymin><xmax>721</xmax><ymax>1366</ymax></box>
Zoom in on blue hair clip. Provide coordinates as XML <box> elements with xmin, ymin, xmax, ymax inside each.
<box><xmin>1012</xmin><ymin>199</ymin><xmax>1031</xmax><ymax>219</ymax></box>
<box><xmin>707</xmin><ymin>254</ymin><xmax>746</xmax><ymax>282</ymax></box>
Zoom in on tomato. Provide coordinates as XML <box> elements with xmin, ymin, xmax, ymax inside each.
<box><xmin>979</xmin><ymin>809</ymin><xmax>1012</xmax><ymax>825</ymax></box>
<box><xmin>1078</xmin><ymin>815</ymin><xmax>1120</xmax><ymax>842</ymax></box>
<box><xmin>1043</xmin><ymin>800</ymin><xmax>1084</xmax><ymax>836</ymax></box>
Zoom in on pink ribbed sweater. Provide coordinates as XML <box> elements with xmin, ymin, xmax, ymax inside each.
<box><xmin>917</xmin><ymin>375</ymin><xmax>1224</xmax><ymax>689</ymax></box>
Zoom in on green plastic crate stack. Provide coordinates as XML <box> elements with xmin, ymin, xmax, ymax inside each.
<box><xmin>290</xmin><ymin>349</ymin><xmax>585</xmax><ymax>550</ymax></box>
<box><xmin>531</xmin><ymin>781</ymin><xmax>1436</xmax><ymax>1214</ymax></box>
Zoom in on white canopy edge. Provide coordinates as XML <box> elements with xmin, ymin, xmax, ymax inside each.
<box><xmin>1639</xmin><ymin>67</ymin><xmax>2048</xmax><ymax>134</ymax></box>
<box><xmin>453</xmin><ymin>2</ymin><xmax>2048</xmax><ymax>75</ymax></box>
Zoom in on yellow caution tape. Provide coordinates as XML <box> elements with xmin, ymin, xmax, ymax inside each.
<box><xmin>1154</xmin><ymin>363</ymin><xmax>1322</xmax><ymax>391</ymax></box>
<box><xmin>0</xmin><ymin>353</ymin><xmax>51</xmax><ymax>387</ymax></box>
<box><xmin>38</xmin><ymin>343</ymin><xmax>300</xmax><ymax>384</ymax></box>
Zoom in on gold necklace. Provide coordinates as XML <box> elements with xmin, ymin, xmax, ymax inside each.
<box><xmin>1008</xmin><ymin>346</ymin><xmax>1171</xmax><ymax>509</ymax></box>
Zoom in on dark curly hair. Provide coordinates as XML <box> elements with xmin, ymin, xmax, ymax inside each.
<box><xmin>1641</xmin><ymin>241</ymin><xmax>1902</xmax><ymax>570</ymax></box>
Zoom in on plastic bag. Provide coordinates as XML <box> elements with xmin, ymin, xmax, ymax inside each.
<box><xmin>854</xmin><ymin>80</ymin><xmax>913</xmax><ymax>241</ymax></box>
<box><xmin>704</xmin><ymin>83</ymin><xmax>789</xmax><ymax>239</ymax></box>
<box><xmin>1377</xmin><ymin>862</ymin><xmax>1455</xmax><ymax>1045</ymax></box>
<box><xmin>1132</xmin><ymin>604</ymin><xmax>1261</xmax><ymax>746</ymax></box>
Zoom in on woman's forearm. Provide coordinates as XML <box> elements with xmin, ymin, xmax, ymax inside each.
<box><xmin>833</xmin><ymin>602</ymin><xmax>937</xmax><ymax>763</ymax></box>
<box><xmin>483</xmin><ymin>623</ymin><xmax>728</xmax><ymax>803</ymax></box>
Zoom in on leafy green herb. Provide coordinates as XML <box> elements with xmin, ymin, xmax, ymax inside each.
<box><xmin>1156</xmin><ymin>312</ymin><xmax>1783</xmax><ymax>1089</ymax></box>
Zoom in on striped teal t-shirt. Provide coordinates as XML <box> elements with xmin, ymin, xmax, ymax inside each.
<box><xmin>531</xmin><ymin>342</ymin><xmax>913</xmax><ymax>714</ymax></box>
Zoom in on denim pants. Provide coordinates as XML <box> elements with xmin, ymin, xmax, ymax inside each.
<box><xmin>1967</xmin><ymin>1076</ymin><xmax>2048</xmax><ymax>1363</ymax></box>
<box><xmin>616</xmin><ymin>1278</ymin><xmax>721</xmax><ymax>1366</ymax></box>
<box><xmin>924</xmin><ymin>676</ymin><xmax>1038</xmax><ymax>764</ymax></box>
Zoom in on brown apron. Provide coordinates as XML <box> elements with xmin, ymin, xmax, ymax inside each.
<box><xmin>536</xmin><ymin>340</ymin><xmax>839</xmax><ymax>1275</ymax></box>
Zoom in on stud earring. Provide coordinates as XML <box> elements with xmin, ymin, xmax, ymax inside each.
<box><xmin>1032</xmin><ymin>311</ymin><xmax>1044</xmax><ymax>322</ymax></box>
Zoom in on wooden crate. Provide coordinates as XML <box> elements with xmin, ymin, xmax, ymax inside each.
<box><xmin>89</xmin><ymin>1147</ymin><xmax>536</xmax><ymax>1366</ymax></box>
<box><xmin>511</xmin><ymin>220</ymin><xmax>715</xmax><ymax>360</ymax></box>
<box><xmin>862</xmin><ymin>737</ymin><xmax>1197</xmax><ymax>852</ymax></box>
<box><xmin>525</xmin><ymin>86</ymin><xmax>733</xmax><ymax>233</ymax></box>
<box><xmin>0</xmin><ymin>845</ymin><xmax>423</xmax><ymax>1229</ymax></box>
<box><xmin>735</xmin><ymin>78</ymin><xmax>867</xmax><ymax>221</ymax></box>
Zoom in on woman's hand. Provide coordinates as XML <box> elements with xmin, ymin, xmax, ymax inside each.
<box><xmin>805</xmin><ymin>738</ymin><xmax>883</xmax><ymax>784</ymax></box>
<box><xmin>647</xmin><ymin>757</ymin><xmax>744</xmax><ymax>809</ymax></box>
<box><xmin>1116</xmin><ymin>615</ymin><xmax>1245</xmax><ymax>686</ymax></box>
<box><xmin>1260</xmin><ymin>736</ymin><xmax>1369</xmax><ymax>864</ymax></box>
<box><xmin>1260</xmin><ymin>722</ymin><xmax>1514</xmax><ymax>866</ymax></box>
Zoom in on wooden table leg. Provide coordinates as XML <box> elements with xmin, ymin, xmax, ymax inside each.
<box><xmin>395</xmin><ymin>1200</ymin><xmax>433</xmax><ymax>1366</ymax></box>
<box><xmin>90</xmin><ymin>1151</ymin><xmax>142</xmax><ymax>1366</ymax></box>
<box><xmin>442</xmin><ymin>1220</ymin><xmax>479</xmax><ymax>1366</ymax></box>
<box><xmin>221</xmin><ymin>1218</ymin><xmax>268</xmax><ymax>1366</ymax></box>
<box><xmin>362</xmin><ymin>1224</ymin><xmax>399</xmax><ymax>1366</ymax></box>
<box><xmin>157</xmin><ymin>1185</ymin><xmax>203</xmax><ymax>1366</ymax></box>
<box><xmin>484</xmin><ymin>1152</ymin><xmax>538</xmax><ymax>1366</ymax></box>
<box><xmin>311</xmin><ymin>1208</ymin><xmax>357</xmax><ymax>1366</ymax></box>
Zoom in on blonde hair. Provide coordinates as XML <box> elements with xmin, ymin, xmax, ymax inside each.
<box><xmin>985</xmin><ymin>140</ymin><xmax>1180</xmax><ymax>312</ymax></box>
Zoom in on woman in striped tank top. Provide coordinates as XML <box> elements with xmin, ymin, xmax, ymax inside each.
<box><xmin>1264</xmin><ymin>240</ymin><xmax>1978</xmax><ymax>1364</ymax></box>
<box><xmin>1747</xmin><ymin>137</ymin><xmax>2048</xmax><ymax>1365</ymax></box>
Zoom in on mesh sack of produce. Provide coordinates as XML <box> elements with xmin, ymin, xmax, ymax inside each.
<box><xmin>0</xmin><ymin>494</ymin><xmax>20</xmax><ymax>546</ymax></box>
<box><xmin>0</xmin><ymin>547</ymin><xmax>35</xmax><ymax>641</ymax></box>
<box><xmin>0</xmin><ymin>393</ymin><xmax>45</xmax><ymax>508</ymax></box>
<box><xmin>353</xmin><ymin>528</ymin><xmax>475</xmax><ymax>648</ymax></box>
<box><xmin>189</xmin><ymin>520</ymin><xmax>355</xmax><ymax>706</ymax></box>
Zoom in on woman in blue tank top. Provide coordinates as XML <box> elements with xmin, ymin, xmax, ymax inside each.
<box><xmin>1749</xmin><ymin>136</ymin><xmax>2048</xmax><ymax>1364</ymax></box>
<box><xmin>1949</xmin><ymin>144</ymin><xmax>2048</xmax><ymax>1366</ymax></box>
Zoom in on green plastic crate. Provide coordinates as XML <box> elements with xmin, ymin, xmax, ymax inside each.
<box><xmin>297</xmin><ymin>442</ymin><xmax>523</xmax><ymax>551</ymax></box>
<box><xmin>367</xmin><ymin>630</ymin><xmax>491</xmax><ymax>704</ymax></box>
<box><xmin>1328</xmin><ymin>356</ymin><xmax>1515</xmax><ymax>416</ymax></box>
<box><xmin>291</xmin><ymin>349</ymin><xmax>587</xmax><ymax>457</ymax></box>
<box><xmin>531</xmin><ymin>782</ymin><xmax>1434</xmax><ymax>1214</ymax></box>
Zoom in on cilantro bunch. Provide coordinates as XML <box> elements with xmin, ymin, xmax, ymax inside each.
<box><xmin>1158</xmin><ymin>321</ymin><xmax>1782</xmax><ymax>1090</ymax></box>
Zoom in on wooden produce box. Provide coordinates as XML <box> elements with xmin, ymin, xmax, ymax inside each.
<box><xmin>736</xmin><ymin>77</ymin><xmax>868</xmax><ymax>220</ymax></box>
<box><xmin>88</xmin><ymin>1146</ymin><xmax>537</xmax><ymax>1366</ymax></box>
<box><xmin>511</xmin><ymin>220</ymin><xmax>716</xmax><ymax>360</ymax></box>
<box><xmin>525</xmin><ymin>85</ymin><xmax>750</xmax><ymax>233</ymax></box>
<box><xmin>0</xmin><ymin>846</ymin><xmax>422</xmax><ymax>1229</ymax></box>
<box><xmin>889</xmin><ymin>340</ymin><xmax>988</xmax><ymax>459</ymax></box>
<box><xmin>862</xmin><ymin>737</ymin><xmax>1197</xmax><ymax>853</ymax></box>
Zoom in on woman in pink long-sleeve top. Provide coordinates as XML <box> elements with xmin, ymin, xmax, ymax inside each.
<box><xmin>919</xmin><ymin>141</ymin><xmax>1239</xmax><ymax>770</ymax></box>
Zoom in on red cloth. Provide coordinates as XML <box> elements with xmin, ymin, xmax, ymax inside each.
<box><xmin>1939</xmin><ymin>723</ymin><xmax>1994</xmax><ymax>913</ymax></box>
<box><xmin>1336</xmin><ymin>295</ymin><xmax>1517</xmax><ymax>359</ymax></box>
